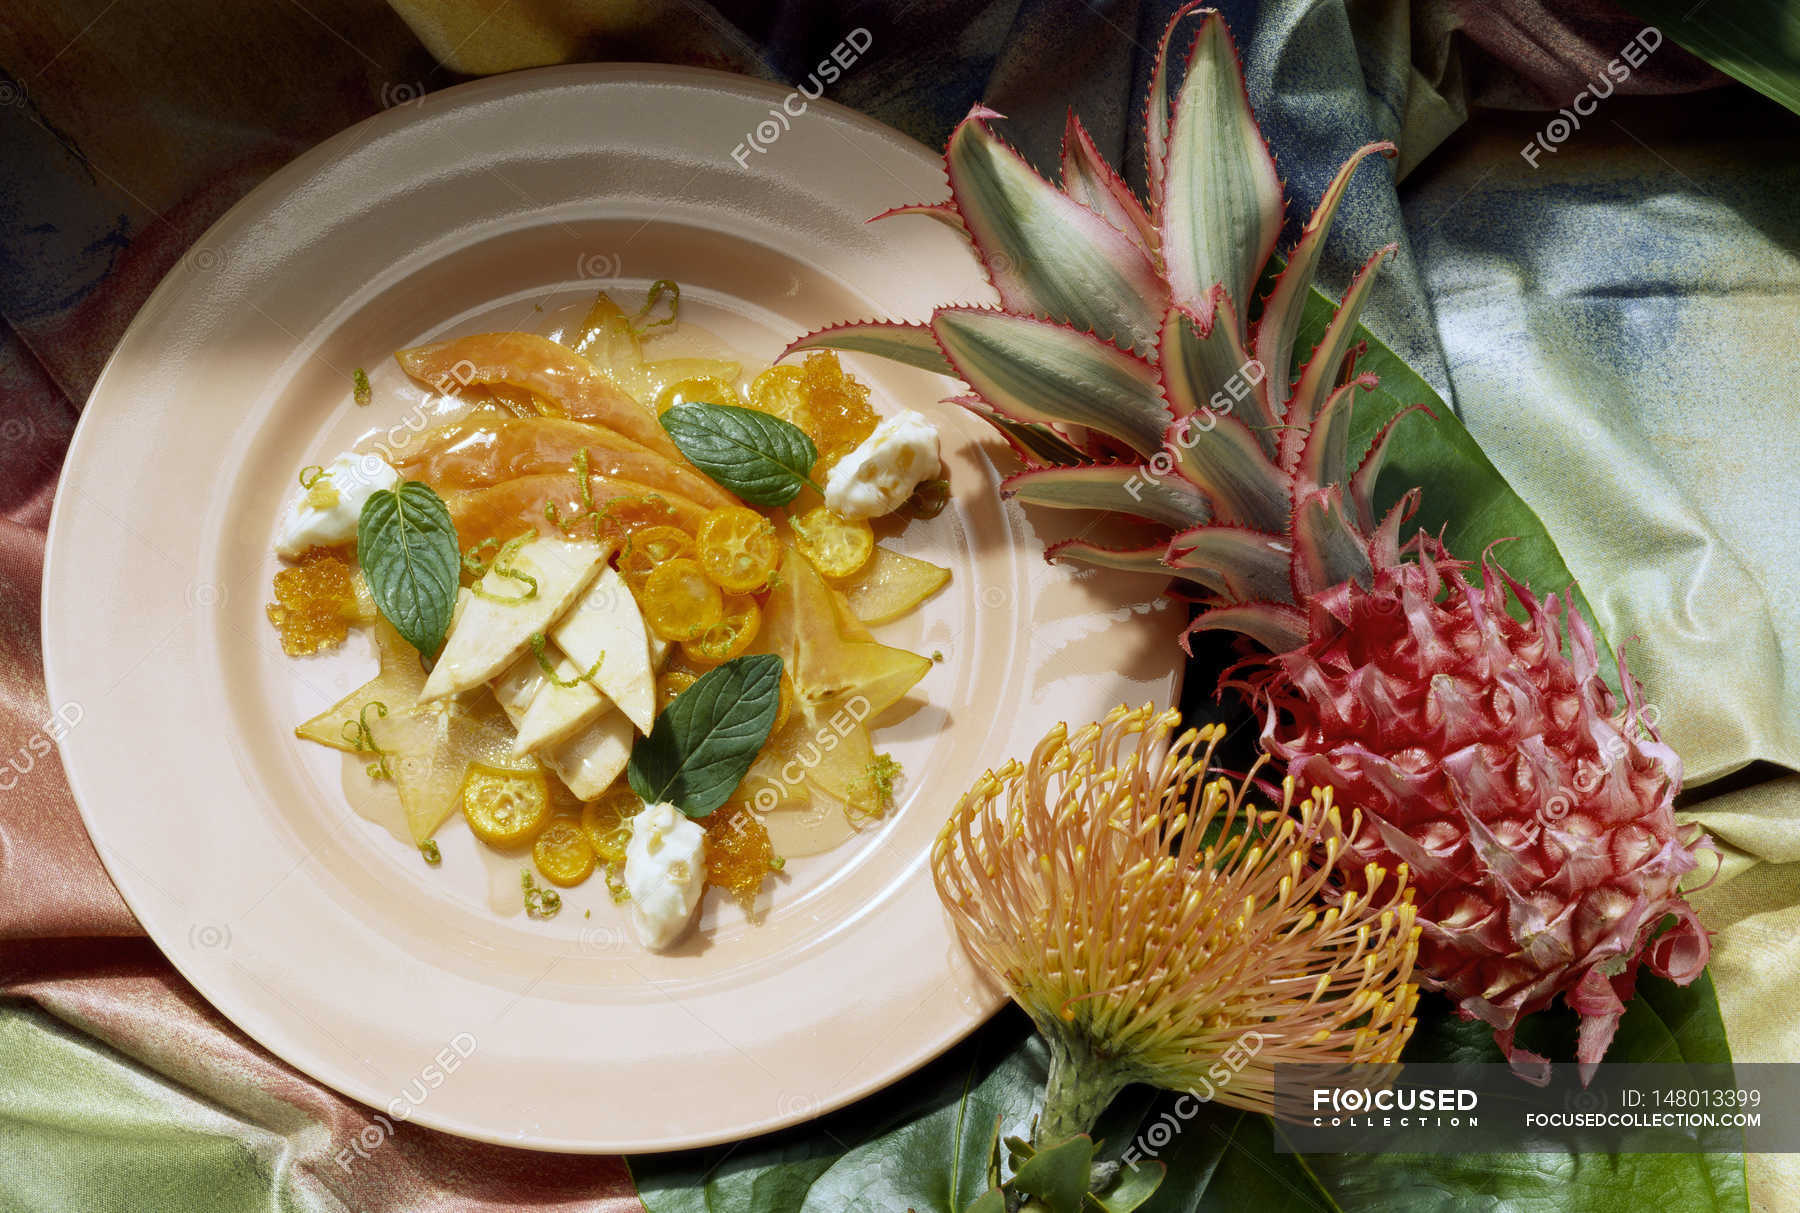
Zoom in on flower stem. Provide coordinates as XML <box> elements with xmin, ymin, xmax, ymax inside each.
<box><xmin>1038</xmin><ymin>1035</ymin><xmax>1130</xmax><ymax>1145</ymax></box>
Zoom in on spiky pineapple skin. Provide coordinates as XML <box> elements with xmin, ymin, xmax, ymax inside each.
<box><xmin>1239</xmin><ymin>538</ymin><xmax>1711</xmax><ymax>1069</ymax></box>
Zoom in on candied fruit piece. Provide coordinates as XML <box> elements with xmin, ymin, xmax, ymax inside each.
<box><xmin>747</xmin><ymin>365</ymin><xmax>809</xmax><ymax>428</ymax></box>
<box><xmin>747</xmin><ymin>352</ymin><xmax>877</xmax><ymax>470</ymax></box>
<box><xmin>266</xmin><ymin>546</ymin><xmax>358</xmax><ymax>656</ymax></box>
<box><xmin>581</xmin><ymin>784</ymin><xmax>641</xmax><ymax>868</ymax></box>
<box><xmin>654</xmin><ymin>375</ymin><xmax>740</xmax><ymax>414</ymax></box>
<box><xmin>657</xmin><ymin>669</ymin><xmax>699</xmax><ymax>712</ymax></box>
<box><xmin>703</xmin><ymin>803</ymin><xmax>777</xmax><ymax>908</ymax></box>
<box><xmin>799</xmin><ymin>351</ymin><xmax>877</xmax><ymax>464</ymax></box>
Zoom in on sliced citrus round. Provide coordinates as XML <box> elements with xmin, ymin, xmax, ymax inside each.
<box><xmin>654</xmin><ymin>375</ymin><xmax>740</xmax><ymax>414</ymax></box>
<box><xmin>774</xmin><ymin>670</ymin><xmax>795</xmax><ymax>734</ymax></box>
<box><xmin>641</xmin><ymin>557</ymin><xmax>723</xmax><ymax>641</ymax></box>
<box><xmin>532</xmin><ymin>817</ymin><xmax>596</xmax><ymax>886</ymax></box>
<box><xmin>696</xmin><ymin>505</ymin><xmax>779</xmax><ymax>592</ymax></box>
<box><xmin>790</xmin><ymin>507</ymin><xmax>874</xmax><ymax>579</ymax></box>
<box><xmin>461</xmin><ymin>762</ymin><xmax>551</xmax><ymax>848</ymax></box>
<box><xmin>683</xmin><ymin>594</ymin><xmax>761</xmax><ymax>666</ymax></box>
<box><xmin>747</xmin><ymin>364</ymin><xmax>809</xmax><ymax>427</ymax></box>
<box><xmin>657</xmin><ymin>669</ymin><xmax>699</xmax><ymax>712</ymax></box>
<box><xmin>580</xmin><ymin>785</ymin><xmax>642</xmax><ymax>868</ymax></box>
<box><xmin>618</xmin><ymin>524</ymin><xmax>695</xmax><ymax>585</ymax></box>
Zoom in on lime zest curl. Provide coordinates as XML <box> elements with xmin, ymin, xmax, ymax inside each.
<box><xmin>469</xmin><ymin>534</ymin><xmax>539</xmax><ymax>603</ymax></box>
<box><xmin>630</xmin><ymin>279</ymin><xmax>681</xmax><ymax>334</ymax></box>
<box><xmin>529</xmin><ymin>631</ymin><xmax>603</xmax><ymax>688</ymax></box>
<box><xmin>341</xmin><ymin>701</ymin><xmax>393</xmax><ymax>779</ymax></box>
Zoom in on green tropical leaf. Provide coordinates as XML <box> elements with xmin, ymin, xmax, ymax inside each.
<box><xmin>1166</xmin><ymin>410</ymin><xmax>1289</xmax><ymax>532</ymax></box>
<box><xmin>1295</xmin><ymin>379</ymin><xmax>1363</xmax><ymax>496</ymax></box>
<box><xmin>630</xmin><ymin>977</ymin><xmax>1742</xmax><ymax>1213</ymax></box>
<box><xmin>1158</xmin><ymin>296</ymin><xmax>1279</xmax><ymax>453</ymax></box>
<box><xmin>1048</xmin><ymin>537</ymin><xmax>1214</xmax><ymax>588</ymax></box>
<box><xmin>1091</xmin><ymin>1160</ymin><xmax>1167</xmax><ymax>1213</ymax></box>
<box><xmin>1293</xmin><ymin>978</ymin><xmax>1745</xmax><ymax>1210</ymax></box>
<box><xmin>1060</xmin><ymin>111</ymin><xmax>1156</xmax><ymax>253</ymax></box>
<box><xmin>1167</xmin><ymin>524</ymin><xmax>1294</xmax><ymax>603</ymax></box>
<box><xmin>630</xmin><ymin>1022</ymin><xmax>1047</xmax><ymax>1213</ymax></box>
<box><xmin>1008</xmin><ymin>1135</ymin><xmax>1094</xmax><ymax>1212</ymax></box>
<box><xmin>1252</xmin><ymin>141</ymin><xmax>1394</xmax><ymax>407</ymax></box>
<box><xmin>1288</xmin><ymin>245</ymin><xmax>1395</xmax><ymax>429</ymax></box>
<box><xmin>1291</xmin><ymin>487</ymin><xmax>1374</xmax><ymax>596</ymax></box>
<box><xmin>1615</xmin><ymin>2</ymin><xmax>1800</xmax><ymax>116</ymax></box>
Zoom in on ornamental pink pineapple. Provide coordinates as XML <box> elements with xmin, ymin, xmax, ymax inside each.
<box><xmin>788</xmin><ymin>1</ymin><xmax>1712</xmax><ymax>1067</ymax></box>
<box><xmin>1230</xmin><ymin>535</ymin><xmax>1709</xmax><ymax>1070</ymax></box>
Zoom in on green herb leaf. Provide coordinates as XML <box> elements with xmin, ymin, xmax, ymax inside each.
<box><xmin>660</xmin><ymin>403</ymin><xmax>820</xmax><ymax>506</ymax></box>
<box><xmin>357</xmin><ymin>480</ymin><xmax>460</xmax><ymax>657</ymax></box>
<box><xmin>352</xmin><ymin>367</ymin><xmax>372</xmax><ymax>406</ymax></box>
<box><xmin>628</xmin><ymin>654</ymin><xmax>782</xmax><ymax>817</ymax></box>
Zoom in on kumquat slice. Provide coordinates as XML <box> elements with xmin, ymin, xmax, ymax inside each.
<box><xmin>696</xmin><ymin>506</ymin><xmax>779</xmax><ymax>592</ymax></box>
<box><xmin>461</xmin><ymin>763</ymin><xmax>551</xmax><ymax>848</ymax></box>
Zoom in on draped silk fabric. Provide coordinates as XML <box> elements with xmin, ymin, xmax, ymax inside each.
<box><xmin>3</xmin><ymin>0</ymin><xmax>1795</xmax><ymax>1207</ymax></box>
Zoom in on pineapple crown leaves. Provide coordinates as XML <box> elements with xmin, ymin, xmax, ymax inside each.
<box><xmin>782</xmin><ymin>3</ymin><xmax>1411</xmax><ymax>654</ymax></box>
<box><xmin>1060</xmin><ymin>109</ymin><xmax>1156</xmax><ymax>255</ymax></box>
<box><xmin>869</xmin><ymin>200</ymin><xmax>967</xmax><ymax>237</ymax></box>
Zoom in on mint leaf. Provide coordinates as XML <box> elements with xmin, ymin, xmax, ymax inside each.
<box><xmin>357</xmin><ymin>480</ymin><xmax>460</xmax><ymax>656</ymax></box>
<box><xmin>628</xmin><ymin>654</ymin><xmax>782</xmax><ymax>817</ymax></box>
<box><xmin>661</xmin><ymin>403</ymin><xmax>819</xmax><ymax>506</ymax></box>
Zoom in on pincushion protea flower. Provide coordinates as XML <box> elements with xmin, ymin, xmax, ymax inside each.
<box><xmin>933</xmin><ymin>705</ymin><xmax>1420</xmax><ymax>1140</ymax></box>
<box><xmin>793</xmin><ymin>2</ymin><xmax>1711</xmax><ymax>1069</ymax></box>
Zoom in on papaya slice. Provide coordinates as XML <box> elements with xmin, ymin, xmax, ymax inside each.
<box><xmin>395</xmin><ymin>414</ymin><xmax>734</xmax><ymax>507</ymax></box>
<box><xmin>396</xmin><ymin>332</ymin><xmax>680</xmax><ymax>459</ymax></box>
<box><xmin>447</xmin><ymin>474</ymin><xmax>709</xmax><ymax>550</ymax></box>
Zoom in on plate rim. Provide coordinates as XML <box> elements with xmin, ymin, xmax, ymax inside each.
<box><xmin>42</xmin><ymin>62</ymin><xmax>1183</xmax><ymax>1154</ymax></box>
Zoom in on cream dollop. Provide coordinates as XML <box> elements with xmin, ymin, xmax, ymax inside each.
<box><xmin>275</xmin><ymin>451</ymin><xmax>398</xmax><ymax>557</ymax></box>
<box><xmin>823</xmin><ymin>410</ymin><xmax>941</xmax><ymax>519</ymax></box>
<box><xmin>623</xmin><ymin>802</ymin><xmax>708</xmax><ymax>950</ymax></box>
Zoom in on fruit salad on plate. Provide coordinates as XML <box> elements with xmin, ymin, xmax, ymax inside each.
<box><xmin>265</xmin><ymin>284</ymin><xmax>952</xmax><ymax>951</ymax></box>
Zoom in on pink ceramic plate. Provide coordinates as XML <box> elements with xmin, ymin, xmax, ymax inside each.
<box><xmin>43</xmin><ymin>66</ymin><xmax>1183</xmax><ymax>1152</ymax></box>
